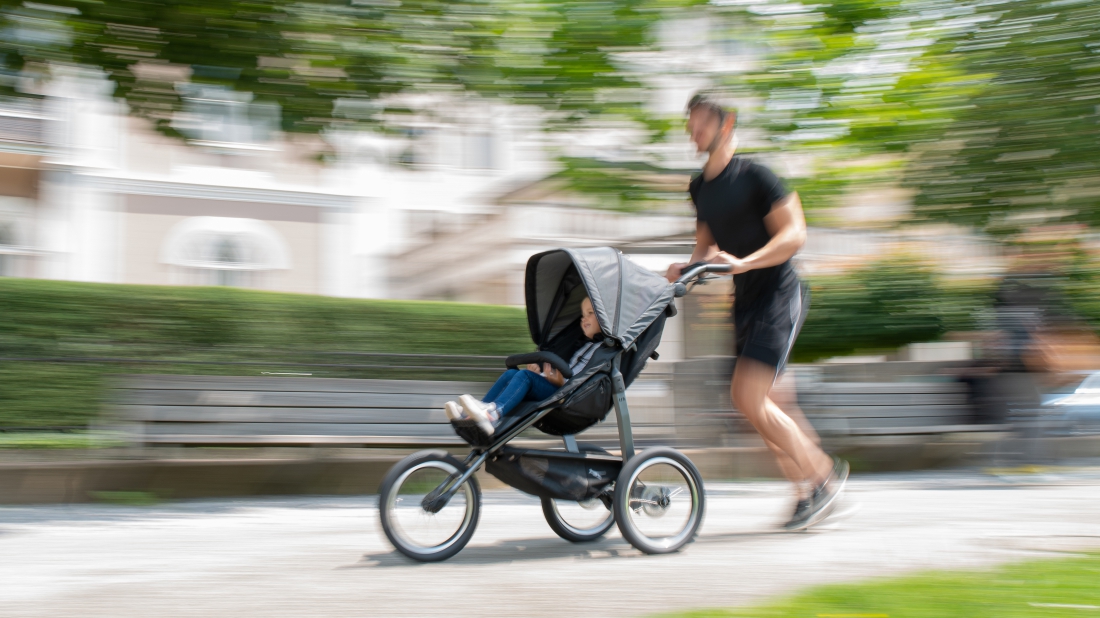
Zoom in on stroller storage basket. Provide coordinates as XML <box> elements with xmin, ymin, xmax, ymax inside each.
<box><xmin>486</xmin><ymin>446</ymin><xmax>621</xmax><ymax>502</ymax></box>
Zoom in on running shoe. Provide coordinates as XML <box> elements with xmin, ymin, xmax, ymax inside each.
<box><xmin>458</xmin><ymin>394</ymin><xmax>497</xmax><ymax>436</ymax></box>
<box><xmin>444</xmin><ymin>401</ymin><xmax>464</xmax><ymax>421</ymax></box>
<box><xmin>807</xmin><ymin>458</ymin><xmax>849</xmax><ymax>526</ymax></box>
<box><xmin>782</xmin><ymin>497</ymin><xmax>814</xmax><ymax>531</ymax></box>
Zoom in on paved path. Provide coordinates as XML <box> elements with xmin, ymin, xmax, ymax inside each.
<box><xmin>3</xmin><ymin>469</ymin><xmax>1100</xmax><ymax>617</ymax></box>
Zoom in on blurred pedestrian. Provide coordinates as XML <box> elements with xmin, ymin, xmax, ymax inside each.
<box><xmin>963</xmin><ymin>229</ymin><xmax>1100</xmax><ymax>460</ymax></box>
<box><xmin>666</xmin><ymin>92</ymin><xmax>847</xmax><ymax>530</ymax></box>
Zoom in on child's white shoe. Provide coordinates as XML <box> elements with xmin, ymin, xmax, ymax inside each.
<box><xmin>444</xmin><ymin>401</ymin><xmax>464</xmax><ymax>421</ymax></box>
<box><xmin>458</xmin><ymin>394</ymin><xmax>496</xmax><ymax>436</ymax></box>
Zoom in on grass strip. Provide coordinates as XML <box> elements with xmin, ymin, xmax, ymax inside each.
<box><xmin>660</xmin><ymin>552</ymin><xmax>1100</xmax><ymax>618</ymax></box>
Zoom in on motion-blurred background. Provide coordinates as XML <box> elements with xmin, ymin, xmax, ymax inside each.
<box><xmin>2</xmin><ymin>0</ymin><xmax>1100</xmax><ymax>471</ymax></box>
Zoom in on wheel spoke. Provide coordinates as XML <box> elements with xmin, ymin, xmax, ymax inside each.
<box><xmin>616</xmin><ymin>453</ymin><xmax>703</xmax><ymax>553</ymax></box>
<box><xmin>383</xmin><ymin>459</ymin><xmax>477</xmax><ymax>557</ymax></box>
<box><xmin>548</xmin><ymin>498</ymin><xmax>615</xmax><ymax>536</ymax></box>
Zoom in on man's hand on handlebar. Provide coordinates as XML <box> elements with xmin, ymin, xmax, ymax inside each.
<box><xmin>665</xmin><ymin>262</ymin><xmax>689</xmax><ymax>283</ymax></box>
<box><xmin>709</xmin><ymin>251</ymin><xmax>750</xmax><ymax>275</ymax></box>
<box><xmin>669</xmin><ymin>256</ymin><xmax>740</xmax><ymax>282</ymax></box>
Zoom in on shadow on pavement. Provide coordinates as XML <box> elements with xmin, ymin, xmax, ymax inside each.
<box><xmin>347</xmin><ymin>529</ymin><xmax>793</xmax><ymax>568</ymax></box>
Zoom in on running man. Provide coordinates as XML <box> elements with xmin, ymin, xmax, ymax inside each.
<box><xmin>666</xmin><ymin>93</ymin><xmax>848</xmax><ymax>530</ymax></box>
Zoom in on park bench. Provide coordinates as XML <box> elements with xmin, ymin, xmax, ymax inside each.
<box><xmin>113</xmin><ymin>375</ymin><xmax>485</xmax><ymax>447</ymax></box>
<box><xmin>797</xmin><ymin>381</ymin><xmax>1010</xmax><ymax>436</ymax></box>
<box><xmin>112</xmin><ymin>369</ymin><xmax>677</xmax><ymax>448</ymax></box>
<box><xmin>669</xmin><ymin>358</ymin><xmax>1010</xmax><ymax>443</ymax></box>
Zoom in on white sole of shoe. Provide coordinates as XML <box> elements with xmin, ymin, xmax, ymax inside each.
<box><xmin>807</xmin><ymin>469</ymin><xmax>849</xmax><ymax>527</ymax></box>
<box><xmin>458</xmin><ymin>395</ymin><xmax>495</xmax><ymax>435</ymax></box>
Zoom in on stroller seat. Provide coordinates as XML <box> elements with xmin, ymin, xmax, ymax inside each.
<box><xmin>450</xmin><ymin>247</ymin><xmax>673</xmax><ymax>449</ymax></box>
<box><xmin>451</xmin><ymin>317</ymin><xmax>667</xmax><ymax>447</ymax></box>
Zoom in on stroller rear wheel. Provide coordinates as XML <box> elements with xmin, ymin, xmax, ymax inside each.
<box><xmin>541</xmin><ymin>495</ymin><xmax>614</xmax><ymax>543</ymax></box>
<box><xmin>378</xmin><ymin>450</ymin><xmax>481</xmax><ymax>562</ymax></box>
<box><xmin>540</xmin><ymin>441</ymin><xmax>616</xmax><ymax>543</ymax></box>
<box><xmin>613</xmin><ymin>447</ymin><xmax>705</xmax><ymax>555</ymax></box>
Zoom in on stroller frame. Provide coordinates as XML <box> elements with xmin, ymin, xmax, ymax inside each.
<box><xmin>378</xmin><ymin>250</ymin><xmax>729</xmax><ymax>562</ymax></box>
<box><xmin>419</xmin><ymin>351</ymin><xmax>636</xmax><ymax>516</ymax></box>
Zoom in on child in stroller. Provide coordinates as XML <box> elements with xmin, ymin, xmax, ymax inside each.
<box><xmin>447</xmin><ymin>296</ymin><xmax>603</xmax><ymax>435</ymax></box>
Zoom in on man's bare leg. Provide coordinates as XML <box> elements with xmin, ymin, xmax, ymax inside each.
<box><xmin>732</xmin><ymin>357</ymin><xmax>832</xmax><ymax>486</ymax></box>
<box><xmin>770</xmin><ymin>370</ymin><xmax>820</xmax><ymax>446</ymax></box>
<box><xmin>762</xmin><ymin>436</ymin><xmax>803</xmax><ymax>485</ymax></box>
<box><xmin>761</xmin><ymin>371</ymin><xmax>818</xmax><ymax>492</ymax></box>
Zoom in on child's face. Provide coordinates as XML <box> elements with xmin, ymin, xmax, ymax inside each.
<box><xmin>580</xmin><ymin>298</ymin><xmax>601</xmax><ymax>339</ymax></box>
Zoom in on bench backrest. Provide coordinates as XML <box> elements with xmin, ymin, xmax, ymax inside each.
<box><xmin>112</xmin><ymin>370</ymin><xmax>678</xmax><ymax>447</ymax></box>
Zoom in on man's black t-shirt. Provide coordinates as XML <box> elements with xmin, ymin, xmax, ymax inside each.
<box><xmin>688</xmin><ymin>156</ymin><xmax>797</xmax><ymax>307</ymax></box>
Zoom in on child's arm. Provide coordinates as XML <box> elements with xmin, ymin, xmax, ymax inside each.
<box><xmin>542</xmin><ymin>363</ymin><xmax>566</xmax><ymax>387</ymax></box>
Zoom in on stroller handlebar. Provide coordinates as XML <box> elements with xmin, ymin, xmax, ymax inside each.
<box><xmin>672</xmin><ymin>261</ymin><xmax>732</xmax><ymax>297</ymax></box>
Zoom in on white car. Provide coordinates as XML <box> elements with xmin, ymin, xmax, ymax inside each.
<box><xmin>1043</xmin><ymin>372</ymin><xmax>1100</xmax><ymax>434</ymax></box>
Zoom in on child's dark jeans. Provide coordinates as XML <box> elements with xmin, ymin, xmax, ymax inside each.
<box><xmin>483</xmin><ymin>369</ymin><xmax>559</xmax><ymax>416</ymax></box>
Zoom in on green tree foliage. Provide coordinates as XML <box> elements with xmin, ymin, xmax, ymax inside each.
<box><xmin>0</xmin><ymin>0</ymin><xmax>675</xmax><ymax>135</ymax></box>
<box><xmin>909</xmin><ymin>0</ymin><xmax>1100</xmax><ymax>232</ymax></box>
<box><xmin>726</xmin><ymin>0</ymin><xmax>1100</xmax><ymax>233</ymax></box>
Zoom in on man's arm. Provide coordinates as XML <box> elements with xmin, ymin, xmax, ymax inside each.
<box><xmin>665</xmin><ymin>220</ymin><xmax>719</xmax><ymax>282</ymax></box>
<box><xmin>710</xmin><ymin>192</ymin><xmax>807</xmax><ymax>274</ymax></box>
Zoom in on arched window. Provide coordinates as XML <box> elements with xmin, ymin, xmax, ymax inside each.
<box><xmin>160</xmin><ymin>216</ymin><xmax>290</xmax><ymax>288</ymax></box>
<box><xmin>0</xmin><ymin>197</ymin><xmax>32</xmax><ymax>278</ymax></box>
<box><xmin>0</xmin><ymin>220</ymin><xmax>15</xmax><ymax>277</ymax></box>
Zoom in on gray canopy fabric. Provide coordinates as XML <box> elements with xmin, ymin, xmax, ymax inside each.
<box><xmin>524</xmin><ymin>247</ymin><xmax>676</xmax><ymax>349</ymax></box>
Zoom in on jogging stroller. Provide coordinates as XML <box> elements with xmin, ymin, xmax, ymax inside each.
<box><xmin>377</xmin><ymin>248</ymin><xmax>729</xmax><ymax>562</ymax></box>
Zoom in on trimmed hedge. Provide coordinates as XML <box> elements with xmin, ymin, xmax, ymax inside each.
<box><xmin>793</xmin><ymin>259</ymin><xmax>993</xmax><ymax>362</ymax></box>
<box><xmin>0</xmin><ymin>280</ymin><xmax>532</xmax><ymax>428</ymax></box>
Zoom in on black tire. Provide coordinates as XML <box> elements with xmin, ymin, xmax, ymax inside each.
<box><xmin>613</xmin><ymin>447</ymin><xmax>705</xmax><ymax>555</ymax></box>
<box><xmin>541</xmin><ymin>496</ymin><xmax>615</xmax><ymax>542</ymax></box>
<box><xmin>378</xmin><ymin>450</ymin><xmax>480</xmax><ymax>562</ymax></box>
<box><xmin>540</xmin><ymin>442</ymin><xmax>616</xmax><ymax>543</ymax></box>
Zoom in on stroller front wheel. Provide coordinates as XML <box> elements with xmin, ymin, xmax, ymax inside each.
<box><xmin>378</xmin><ymin>450</ymin><xmax>481</xmax><ymax>562</ymax></box>
<box><xmin>613</xmin><ymin>447</ymin><xmax>705</xmax><ymax>555</ymax></box>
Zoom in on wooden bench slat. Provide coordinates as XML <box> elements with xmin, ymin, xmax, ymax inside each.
<box><xmin>803</xmin><ymin>405</ymin><xmax>971</xmax><ymax>419</ymax></box>
<box><xmin>123</xmin><ymin>406</ymin><xmax>449</xmax><ymax>424</ymax></box>
<box><xmin>808</xmin><ymin>382</ymin><xmax>968</xmax><ymax>394</ymax></box>
<box><xmin>116</xmin><ymin>390</ymin><xmax>487</xmax><ymax>409</ymax></box>
<box><xmin>800</xmin><ymin>393</ymin><xmax>967</xmax><ymax>406</ymax></box>
<box><xmin>833</xmin><ymin>415</ymin><xmax>974</xmax><ymax>429</ymax></box>
<box><xmin>115</xmin><ymin>375</ymin><xmax>492</xmax><ymax>394</ymax></box>
<box><xmin>140</xmin><ymin>434</ymin><xmax>468</xmax><ymax>446</ymax></box>
<box><xmin>847</xmin><ymin>424</ymin><xmax>1012</xmax><ymax>436</ymax></box>
<box><xmin>141</xmin><ymin>422</ymin><xmax>459</xmax><ymax>438</ymax></box>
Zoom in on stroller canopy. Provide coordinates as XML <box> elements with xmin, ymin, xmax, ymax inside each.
<box><xmin>524</xmin><ymin>247</ymin><xmax>675</xmax><ymax>350</ymax></box>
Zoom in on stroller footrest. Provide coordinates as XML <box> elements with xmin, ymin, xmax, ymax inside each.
<box><xmin>450</xmin><ymin>418</ymin><xmax>495</xmax><ymax>447</ymax></box>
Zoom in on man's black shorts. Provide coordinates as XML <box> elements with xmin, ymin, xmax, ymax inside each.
<box><xmin>734</xmin><ymin>279</ymin><xmax>809</xmax><ymax>375</ymax></box>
